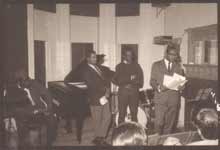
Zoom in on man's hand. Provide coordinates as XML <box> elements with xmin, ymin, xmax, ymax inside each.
<box><xmin>100</xmin><ymin>96</ymin><xmax>108</xmax><ymax>105</ymax></box>
<box><xmin>157</xmin><ymin>85</ymin><xmax>169</xmax><ymax>92</ymax></box>
<box><xmin>178</xmin><ymin>85</ymin><xmax>185</xmax><ymax>92</ymax></box>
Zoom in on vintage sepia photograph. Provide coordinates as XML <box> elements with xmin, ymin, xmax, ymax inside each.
<box><xmin>1</xmin><ymin>0</ymin><xmax>219</xmax><ymax>149</ymax></box>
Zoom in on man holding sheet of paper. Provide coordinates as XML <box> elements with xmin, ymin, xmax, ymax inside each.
<box><xmin>150</xmin><ymin>43</ymin><xmax>186</xmax><ymax>135</ymax></box>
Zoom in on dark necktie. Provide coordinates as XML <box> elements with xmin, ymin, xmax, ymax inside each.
<box><xmin>168</xmin><ymin>61</ymin><xmax>171</xmax><ymax>72</ymax></box>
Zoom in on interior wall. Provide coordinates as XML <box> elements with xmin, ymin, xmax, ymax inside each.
<box><xmin>30</xmin><ymin>7</ymin><xmax>99</xmax><ymax>83</ymax></box>
<box><xmin>98</xmin><ymin>4</ymin><xmax>116</xmax><ymax>70</ymax></box>
<box><xmin>117</xmin><ymin>4</ymin><xmax>165</xmax><ymax>89</ymax></box>
<box><xmin>34</xmin><ymin>9</ymin><xmax>57</xmax><ymax>82</ymax></box>
<box><xmin>70</xmin><ymin>15</ymin><xmax>98</xmax><ymax>50</ymax></box>
<box><xmin>56</xmin><ymin>4</ymin><xmax>71</xmax><ymax>80</ymax></box>
<box><xmin>27</xmin><ymin>4</ymin><xmax>34</xmax><ymax>79</ymax></box>
<box><xmin>117</xmin><ymin>16</ymin><xmax>140</xmax><ymax>44</ymax></box>
<box><xmin>164</xmin><ymin>3</ymin><xmax>218</xmax><ymax>64</ymax></box>
<box><xmin>31</xmin><ymin>4</ymin><xmax>73</xmax><ymax>82</ymax></box>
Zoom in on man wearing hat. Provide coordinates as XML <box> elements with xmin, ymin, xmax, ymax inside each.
<box><xmin>96</xmin><ymin>54</ymin><xmax>115</xmax><ymax>87</ymax></box>
<box><xmin>150</xmin><ymin>44</ymin><xmax>184</xmax><ymax>135</ymax></box>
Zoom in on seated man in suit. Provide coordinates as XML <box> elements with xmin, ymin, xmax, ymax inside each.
<box><xmin>3</xmin><ymin>69</ymin><xmax>57</xmax><ymax>148</ymax></box>
<box><xmin>82</xmin><ymin>51</ymin><xmax>111</xmax><ymax>145</ymax></box>
<box><xmin>187</xmin><ymin>108</ymin><xmax>218</xmax><ymax>145</ymax></box>
<box><xmin>112</xmin><ymin>122</ymin><xmax>147</xmax><ymax>146</ymax></box>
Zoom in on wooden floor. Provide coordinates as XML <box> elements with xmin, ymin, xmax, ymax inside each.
<box><xmin>53</xmin><ymin>117</ymin><xmax>114</xmax><ymax>146</ymax></box>
<box><xmin>52</xmin><ymin>116</ymin><xmax>184</xmax><ymax>146</ymax></box>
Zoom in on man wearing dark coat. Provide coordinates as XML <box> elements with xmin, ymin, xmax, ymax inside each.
<box><xmin>82</xmin><ymin>51</ymin><xmax>111</xmax><ymax>145</ymax></box>
<box><xmin>112</xmin><ymin>50</ymin><xmax>144</xmax><ymax>125</ymax></box>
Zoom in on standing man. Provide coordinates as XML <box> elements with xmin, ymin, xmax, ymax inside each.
<box><xmin>150</xmin><ymin>44</ymin><xmax>184</xmax><ymax>135</ymax></box>
<box><xmin>113</xmin><ymin>49</ymin><xmax>144</xmax><ymax>125</ymax></box>
<box><xmin>82</xmin><ymin>51</ymin><xmax>111</xmax><ymax>145</ymax></box>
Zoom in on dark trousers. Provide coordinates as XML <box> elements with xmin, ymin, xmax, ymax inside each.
<box><xmin>118</xmin><ymin>88</ymin><xmax>139</xmax><ymax>125</ymax></box>
<box><xmin>154</xmin><ymin>103</ymin><xmax>179</xmax><ymax>135</ymax></box>
<box><xmin>90</xmin><ymin>103</ymin><xmax>111</xmax><ymax>138</ymax></box>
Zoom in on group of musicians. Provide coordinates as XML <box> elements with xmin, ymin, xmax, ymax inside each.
<box><xmin>3</xmin><ymin>42</ymin><xmax>185</xmax><ymax>147</ymax></box>
<box><xmin>81</xmin><ymin>43</ymin><xmax>184</xmax><ymax>145</ymax></box>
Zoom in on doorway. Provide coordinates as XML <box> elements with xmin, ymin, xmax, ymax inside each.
<box><xmin>71</xmin><ymin>43</ymin><xmax>93</xmax><ymax>70</ymax></box>
<box><xmin>34</xmin><ymin>40</ymin><xmax>46</xmax><ymax>87</ymax></box>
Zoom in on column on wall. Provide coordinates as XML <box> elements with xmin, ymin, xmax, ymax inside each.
<box><xmin>55</xmin><ymin>4</ymin><xmax>71</xmax><ymax>80</ymax></box>
<box><xmin>139</xmin><ymin>4</ymin><xmax>152</xmax><ymax>89</ymax></box>
<box><xmin>27</xmin><ymin>4</ymin><xmax>35</xmax><ymax>78</ymax></box>
<box><xmin>139</xmin><ymin>4</ymin><xmax>165</xmax><ymax>89</ymax></box>
<box><xmin>98</xmin><ymin>4</ymin><xmax>116</xmax><ymax>70</ymax></box>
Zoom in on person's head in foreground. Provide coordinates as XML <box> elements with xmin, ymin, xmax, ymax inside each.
<box><xmin>163</xmin><ymin>137</ymin><xmax>182</xmax><ymax>146</ymax></box>
<box><xmin>112</xmin><ymin>122</ymin><xmax>147</xmax><ymax>146</ymax></box>
<box><xmin>193</xmin><ymin>108</ymin><xmax>218</xmax><ymax>140</ymax></box>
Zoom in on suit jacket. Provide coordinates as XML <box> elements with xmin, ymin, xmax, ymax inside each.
<box><xmin>150</xmin><ymin>59</ymin><xmax>184</xmax><ymax>106</ymax></box>
<box><xmin>64</xmin><ymin>60</ymin><xmax>87</xmax><ymax>83</ymax></box>
<box><xmin>82</xmin><ymin>64</ymin><xmax>109</xmax><ymax>106</ymax></box>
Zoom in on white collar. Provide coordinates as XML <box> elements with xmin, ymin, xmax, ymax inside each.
<box><xmin>88</xmin><ymin>63</ymin><xmax>94</xmax><ymax>68</ymax></box>
<box><xmin>164</xmin><ymin>59</ymin><xmax>172</xmax><ymax>68</ymax></box>
<box><xmin>123</xmin><ymin>60</ymin><xmax>132</xmax><ymax>64</ymax></box>
<box><xmin>88</xmin><ymin>63</ymin><xmax>98</xmax><ymax>71</ymax></box>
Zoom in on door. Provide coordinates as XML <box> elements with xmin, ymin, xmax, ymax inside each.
<box><xmin>71</xmin><ymin>43</ymin><xmax>93</xmax><ymax>70</ymax></box>
<box><xmin>34</xmin><ymin>40</ymin><xmax>46</xmax><ymax>87</ymax></box>
<box><xmin>121</xmin><ymin>44</ymin><xmax>138</xmax><ymax>62</ymax></box>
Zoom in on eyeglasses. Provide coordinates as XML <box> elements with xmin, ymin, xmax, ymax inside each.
<box><xmin>167</xmin><ymin>53</ymin><xmax>178</xmax><ymax>57</ymax></box>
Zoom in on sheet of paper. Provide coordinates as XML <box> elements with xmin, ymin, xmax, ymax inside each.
<box><xmin>99</xmin><ymin>96</ymin><xmax>108</xmax><ymax>105</ymax></box>
<box><xmin>163</xmin><ymin>74</ymin><xmax>187</xmax><ymax>91</ymax></box>
<box><xmin>173</xmin><ymin>73</ymin><xmax>185</xmax><ymax>80</ymax></box>
<box><xmin>68</xmin><ymin>82</ymin><xmax>87</xmax><ymax>89</ymax></box>
<box><xmin>68</xmin><ymin>82</ymin><xmax>85</xmax><ymax>85</ymax></box>
<box><xmin>72</xmin><ymin>84</ymin><xmax>87</xmax><ymax>89</ymax></box>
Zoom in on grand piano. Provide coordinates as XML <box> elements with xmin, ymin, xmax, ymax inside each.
<box><xmin>48</xmin><ymin>81</ymin><xmax>90</xmax><ymax>143</ymax></box>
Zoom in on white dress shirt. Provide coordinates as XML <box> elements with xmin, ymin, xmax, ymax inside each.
<box><xmin>164</xmin><ymin>59</ymin><xmax>172</xmax><ymax>70</ymax></box>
